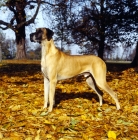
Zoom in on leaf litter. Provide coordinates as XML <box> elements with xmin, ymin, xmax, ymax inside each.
<box><xmin>0</xmin><ymin>61</ymin><xmax>138</xmax><ymax>140</ymax></box>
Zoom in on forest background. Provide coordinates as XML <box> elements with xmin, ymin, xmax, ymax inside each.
<box><xmin>0</xmin><ymin>0</ymin><xmax>138</xmax><ymax>64</ymax></box>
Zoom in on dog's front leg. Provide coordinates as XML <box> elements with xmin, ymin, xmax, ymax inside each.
<box><xmin>43</xmin><ymin>77</ymin><xmax>49</xmax><ymax>109</ymax></box>
<box><xmin>48</xmin><ymin>79</ymin><xmax>57</xmax><ymax>112</ymax></box>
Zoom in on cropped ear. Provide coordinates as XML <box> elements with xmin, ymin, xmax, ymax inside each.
<box><xmin>45</xmin><ymin>28</ymin><xmax>54</xmax><ymax>41</ymax></box>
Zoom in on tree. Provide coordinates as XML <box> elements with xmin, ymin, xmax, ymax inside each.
<box><xmin>34</xmin><ymin>44</ymin><xmax>41</xmax><ymax>59</ymax></box>
<box><xmin>72</xmin><ymin>0</ymin><xmax>138</xmax><ymax>59</ymax></box>
<box><xmin>6</xmin><ymin>38</ymin><xmax>16</xmax><ymax>58</ymax></box>
<box><xmin>0</xmin><ymin>30</ymin><xmax>5</xmax><ymax>61</ymax></box>
<box><xmin>0</xmin><ymin>0</ymin><xmax>53</xmax><ymax>59</ymax></box>
<box><xmin>50</xmin><ymin>0</ymin><xmax>74</xmax><ymax>51</ymax></box>
<box><xmin>0</xmin><ymin>30</ymin><xmax>12</xmax><ymax>60</ymax></box>
<box><xmin>53</xmin><ymin>0</ymin><xmax>67</xmax><ymax>50</ymax></box>
<box><xmin>0</xmin><ymin>35</ymin><xmax>16</xmax><ymax>59</ymax></box>
<box><xmin>131</xmin><ymin>42</ymin><xmax>138</xmax><ymax>67</ymax></box>
<box><xmin>27</xmin><ymin>43</ymin><xmax>41</xmax><ymax>59</ymax></box>
<box><xmin>0</xmin><ymin>44</ymin><xmax>1</xmax><ymax>62</ymax></box>
<box><xmin>53</xmin><ymin>0</ymin><xmax>138</xmax><ymax>59</ymax></box>
<box><xmin>50</xmin><ymin>0</ymin><xmax>86</xmax><ymax>51</ymax></box>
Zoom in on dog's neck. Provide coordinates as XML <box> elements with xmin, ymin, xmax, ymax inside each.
<box><xmin>41</xmin><ymin>39</ymin><xmax>58</xmax><ymax>57</ymax></box>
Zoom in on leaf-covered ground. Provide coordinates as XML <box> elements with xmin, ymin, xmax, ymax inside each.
<box><xmin>0</xmin><ymin>60</ymin><xmax>138</xmax><ymax>140</ymax></box>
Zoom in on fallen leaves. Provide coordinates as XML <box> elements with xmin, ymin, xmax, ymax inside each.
<box><xmin>0</xmin><ymin>61</ymin><xmax>138</xmax><ymax>139</ymax></box>
<box><xmin>108</xmin><ymin>131</ymin><xmax>116</xmax><ymax>139</ymax></box>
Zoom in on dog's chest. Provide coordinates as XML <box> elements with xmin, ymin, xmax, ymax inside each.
<box><xmin>41</xmin><ymin>57</ymin><xmax>48</xmax><ymax>73</ymax></box>
<box><xmin>41</xmin><ymin>56</ymin><xmax>49</xmax><ymax>68</ymax></box>
<box><xmin>41</xmin><ymin>67</ymin><xmax>49</xmax><ymax>79</ymax></box>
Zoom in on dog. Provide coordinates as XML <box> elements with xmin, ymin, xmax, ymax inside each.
<box><xmin>30</xmin><ymin>28</ymin><xmax>120</xmax><ymax>112</ymax></box>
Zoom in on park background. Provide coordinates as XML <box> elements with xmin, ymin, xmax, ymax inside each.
<box><xmin>0</xmin><ymin>0</ymin><xmax>138</xmax><ymax>139</ymax></box>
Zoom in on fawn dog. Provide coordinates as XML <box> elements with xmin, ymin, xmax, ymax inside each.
<box><xmin>30</xmin><ymin>28</ymin><xmax>120</xmax><ymax>112</ymax></box>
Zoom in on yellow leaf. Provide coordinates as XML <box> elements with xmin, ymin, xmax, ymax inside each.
<box><xmin>40</xmin><ymin>111</ymin><xmax>49</xmax><ymax>116</ymax></box>
<box><xmin>13</xmin><ymin>122</ymin><xmax>26</xmax><ymax>128</ymax></box>
<box><xmin>81</xmin><ymin>115</ymin><xmax>87</xmax><ymax>120</ymax></box>
<box><xmin>46</xmin><ymin>134</ymin><xmax>52</xmax><ymax>138</ymax></box>
<box><xmin>117</xmin><ymin>89</ymin><xmax>126</xmax><ymax>94</ymax></box>
<box><xmin>10</xmin><ymin>132</ymin><xmax>21</xmax><ymax>140</ymax></box>
<box><xmin>34</xmin><ymin>129</ymin><xmax>40</xmax><ymax>140</ymax></box>
<box><xmin>108</xmin><ymin>131</ymin><xmax>116</xmax><ymax>139</ymax></box>
<box><xmin>0</xmin><ymin>131</ymin><xmax>3</xmax><ymax>139</ymax></box>
<box><xmin>82</xmin><ymin>133</ymin><xmax>88</xmax><ymax>140</ymax></box>
<box><xmin>25</xmin><ymin>137</ymin><xmax>33</xmax><ymax>140</ymax></box>
<box><xmin>44</xmin><ymin>120</ymin><xmax>53</xmax><ymax>124</ymax></box>
<box><xmin>58</xmin><ymin>115</ymin><xmax>69</xmax><ymax>121</ymax></box>
<box><xmin>9</xmin><ymin>105</ymin><xmax>21</xmax><ymax>111</ymax></box>
<box><xmin>31</xmin><ymin>109</ymin><xmax>38</xmax><ymax>115</ymax></box>
<box><xmin>34</xmin><ymin>101</ymin><xmax>39</xmax><ymax>105</ymax></box>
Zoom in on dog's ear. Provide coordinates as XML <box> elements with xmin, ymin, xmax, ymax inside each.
<box><xmin>45</xmin><ymin>28</ymin><xmax>54</xmax><ymax>41</ymax></box>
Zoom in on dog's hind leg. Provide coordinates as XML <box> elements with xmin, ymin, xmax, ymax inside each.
<box><xmin>86</xmin><ymin>76</ymin><xmax>103</xmax><ymax>106</ymax></box>
<box><xmin>96</xmin><ymin>81</ymin><xmax>120</xmax><ymax>110</ymax></box>
<box><xmin>91</xmin><ymin>66</ymin><xmax>120</xmax><ymax>110</ymax></box>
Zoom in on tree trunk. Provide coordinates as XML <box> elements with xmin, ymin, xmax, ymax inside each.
<box><xmin>15</xmin><ymin>25</ymin><xmax>26</xmax><ymax>59</ymax></box>
<box><xmin>15</xmin><ymin>11</ymin><xmax>26</xmax><ymax>59</ymax></box>
<box><xmin>131</xmin><ymin>42</ymin><xmax>138</xmax><ymax>67</ymax></box>
<box><xmin>0</xmin><ymin>45</ymin><xmax>2</xmax><ymax>62</ymax></box>
<box><xmin>15</xmin><ymin>1</ymin><xmax>27</xmax><ymax>59</ymax></box>
<box><xmin>98</xmin><ymin>1</ymin><xmax>105</xmax><ymax>60</ymax></box>
<box><xmin>15</xmin><ymin>37</ymin><xmax>26</xmax><ymax>59</ymax></box>
<box><xmin>98</xmin><ymin>34</ymin><xmax>105</xmax><ymax>60</ymax></box>
<box><xmin>98</xmin><ymin>42</ymin><xmax>104</xmax><ymax>60</ymax></box>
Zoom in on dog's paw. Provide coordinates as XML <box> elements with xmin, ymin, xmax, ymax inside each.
<box><xmin>43</xmin><ymin>102</ymin><xmax>48</xmax><ymax>109</ymax></box>
<box><xmin>99</xmin><ymin>100</ymin><xmax>103</xmax><ymax>106</ymax></box>
<box><xmin>48</xmin><ymin>106</ymin><xmax>53</xmax><ymax>113</ymax></box>
<box><xmin>116</xmin><ymin>104</ymin><xmax>120</xmax><ymax>110</ymax></box>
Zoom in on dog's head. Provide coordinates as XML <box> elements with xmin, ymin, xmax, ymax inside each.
<box><xmin>30</xmin><ymin>28</ymin><xmax>54</xmax><ymax>43</ymax></box>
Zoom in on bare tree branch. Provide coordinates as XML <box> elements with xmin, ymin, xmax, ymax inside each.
<box><xmin>10</xmin><ymin>16</ymin><xmax>16</xmax><ymax>25</ymax></box>
<box><xmin>0</xmin><ymin>0</ymin><xmax>54</xmax><ymax>30</ymax></box>
<box><xmin>0</xmin><ymin>20</ymin><xmax>15</xmax><ymax>31</ymax></box>
<box><xmin>0</xmin><ymin>0</ymin><xmax>57</xmax><ymax>59</ymax></box>
<box><xmin>25</xmin><ymin>0</ymin><xmax>41</xmax><ymax>26</ymax></box>
<box><xmin>27</xmin><ymin>0</ymin><xmax>55</xmax><ymax>6</ymax></box>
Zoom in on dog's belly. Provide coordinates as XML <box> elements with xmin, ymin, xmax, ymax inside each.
<box><xmin>57</xmin><ymin>71</ymin><xmax>90</xmax><ymax>81</ymax></box>
<box><xmin>57</xmin><ymin>75</ymin><xmax>74</xmax><ymax>80</ymax></box>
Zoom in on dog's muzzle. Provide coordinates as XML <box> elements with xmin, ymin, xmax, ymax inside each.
<box><xmin>30</xmin><ymin>33</ymin><xmax>42</xmax><ymax>44</ymax></box>
<box><xmin>30</xmin><ymin>33</ymin><xmax>35</xmax><ymax>42</ymax></box>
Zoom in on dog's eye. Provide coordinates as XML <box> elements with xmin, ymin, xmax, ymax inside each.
<box><xmin>37</xmin><ymin>30</ymin><xmax>42</xmax><ymax>34</ymax></box>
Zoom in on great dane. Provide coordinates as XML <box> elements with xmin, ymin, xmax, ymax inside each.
<box><xmin>30</xmin><ymin>28</ymin><xmax>120</xmax><ymax>112</ymax></box>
